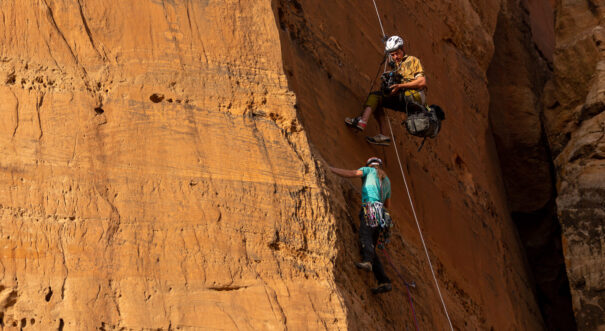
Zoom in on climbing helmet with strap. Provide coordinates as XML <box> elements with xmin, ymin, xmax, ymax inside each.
<box><xmin>366</xmin><ymin>157</ymin><xmax>383</xmax><ymax>167</ymax></box>
<box><xmin>385</xmin><ymin>36</ymin><xmax>404</xmax><ymax>53</ymax></box>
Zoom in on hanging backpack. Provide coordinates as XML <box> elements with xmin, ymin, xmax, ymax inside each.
<box><xmin>403</xmin><ymin>103</ymin><xmax>445</xmax><ymax>139</ymax></box>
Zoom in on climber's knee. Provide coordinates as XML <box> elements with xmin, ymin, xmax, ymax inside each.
<box><xmin>364</xmin><ymin>92</ymin><xmax>382</xmax><ymax>111</ymax></box>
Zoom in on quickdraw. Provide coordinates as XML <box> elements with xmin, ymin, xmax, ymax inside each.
<box><xmin>362</xmin><ymin>201</ymin><xmax>393</xmax><ymax>249</ymax></box>
<box><xmin>362</xmin><ymin>201</ymin><xmax>384</xmax><ymax>227</ymax></box>
<box><xmin>377</xmin><ymin>209</ymin><xmax>393</xmax><ymax>249</ymax></box>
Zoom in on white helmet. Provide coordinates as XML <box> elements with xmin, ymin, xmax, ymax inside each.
<box><xmin>366</xmin><ymin>157</ymin><xmax>383</xmax><ymax>167</ymax></box>
<box><xmin>385</xmin><ymin>36</ymin><xmax>404</xmax><ymax>53</ymax></box>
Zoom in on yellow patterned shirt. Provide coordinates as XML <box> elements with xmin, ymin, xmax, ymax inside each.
<box><xmin>395</xmin><ymin>55</ymin><xmax>425</xmax><ymax>83</ymax></box>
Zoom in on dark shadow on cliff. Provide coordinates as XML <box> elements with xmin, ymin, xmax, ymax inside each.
<box><xmin>486</xmin><ymin>1</ymin><xmax>577</xmax><ymax>330</ymax></box>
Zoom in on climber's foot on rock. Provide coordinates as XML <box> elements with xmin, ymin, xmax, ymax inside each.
<box><xmin>355</xmin><ymin>261</ymin><xmax>373</xmax><ymax>272</ymax></box>
<box><xmin>366</xmin><ymin>134</ymin><xmax>391</xmax><ymax>146</ymax></box>
<box><xmin>345</xmin><ymin>117</ymin><xmax>366</xmax><ymax>131</ymax></box>
<box><xmin>371</xmin><ymin>283</ymin><xmax>392</xmax><ymax>294</ymax></box>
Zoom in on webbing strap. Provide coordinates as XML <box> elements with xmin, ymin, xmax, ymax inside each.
<box><xmin>417</xmin><ymin>137</ymin><xmax>427</xmax><ymax>152</ymax></box>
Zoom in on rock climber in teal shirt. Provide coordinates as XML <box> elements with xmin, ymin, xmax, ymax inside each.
<box><xmin>330</xmin><ymin>157</ymin><xmax>393</xmax><ymax>294</ymax></box>
<box><xmin>359</xmin><ymin>166</ymin><xmax>391</xmax><ymax>203</ymax></box>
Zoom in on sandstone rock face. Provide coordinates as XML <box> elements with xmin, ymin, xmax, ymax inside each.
<box><xmin>543</xmin><ymin>0</ymin><xmax>605</xmax><ymax>329</ymax></box>
<box><xmin>0</xmin><ymin>0</ymin><xmax>551</xmax><ymax>330</ymax></box>
<box><xmin>0</xmin><ymin>1</ymin><xmax>345</xmax><ymax>329</ymax></box>
<box><xmin>489</xmin><ymin>0</ymin><xmax>554</xmax><ymax>214</ymax></box>
<box><xmin>487</xmin><ymin>0</ymin><xmax>576</xmax><ymax>329</ymax></box>
<box><xmin>276</xmin><ymin>0</ymin><xmax>544</xmax><ymax>329</ymax></box>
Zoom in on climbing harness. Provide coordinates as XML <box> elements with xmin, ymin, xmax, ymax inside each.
<box><xmin>361</xmin><ymin>201</ymin><xmax>393</xmax><ymax>240</ymax></box>
<box><xmin>370</xmin><ymin>1</ymin><xmax>454</xmax><ymax>330</ymax></box>
<box><xmin>362</xmin><ymin>201</ymin><xmax>385</xmax><ymax>227</ymax></box>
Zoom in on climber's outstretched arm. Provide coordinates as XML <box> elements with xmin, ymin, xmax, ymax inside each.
<box><xmin>329</xmin><ymin>167</ymin><xmax>363</xmax><ymax>178</ymax></box>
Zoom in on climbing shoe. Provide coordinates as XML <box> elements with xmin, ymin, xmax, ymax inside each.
<box><xmin>371</xmin><ymin>283</ymin><xmax>392</xmax><ymax>294</ymax></box>
<box><xmin>366</xmin><ymin>134</ymin><xmax>391</xmax><ymax>146</ymax></box>
<box><xmin>345</xmin><ymin>117</ymin><xmax>366</xmax><ymax>131</ymax></box>
<box><xmin>355</xmin><ymin>261</ymin><xmax>373</xmax><ymax>272</ymax></box>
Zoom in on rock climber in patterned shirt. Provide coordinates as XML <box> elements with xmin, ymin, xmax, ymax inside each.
<box><xmin>345</xmin><ymin>35</ymin><xmax>427</xmax><ymax>146</ymax></box>
<box><xmin>329</xmin><ymin>157</ymin><xmax>393</xmax><ymax>294</ymax></box>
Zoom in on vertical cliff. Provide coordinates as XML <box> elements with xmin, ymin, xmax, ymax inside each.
<box><xmin>275</xmin><ymin>0</ymin><xmax>544</xmax><ymax>329</ymax></box>
<box><xmin>0</xmin><ymin>1</ymin><xmax>348</xmax><ymax>329</ymax></box>
<box><xmin>0</xmin><ymin>0</ymin><xmax>581</xmax><ymax>330</ymax></box>
<box><xmin>543</xmin><ymin>0</ymin><xmax>605</xmax><ymax>329</ymax></box>
<box><xmin>487</xmin><ymin>0</ymin><xmax>577</xmax><ymax>329</ymax></box>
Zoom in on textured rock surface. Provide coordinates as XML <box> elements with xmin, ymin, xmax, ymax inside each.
<box><xmin>0</xmin><ymin>1</ymin><xmax>346</xmax><ymax>329</ymax></box>
<box><xmin>487</xmin><ymin>0</ymin><xmax>576</xmax><ymax>329</ymax></box>
<box><xmin>276</xmin><ymin>0</ymin><xmax>543</xmax><ymax>329</ymax></box>
<box><xmin>0</xmin><ymin>0</ymin><xmax>562</xmax><ymax>330</ymax></box>
<box><xmin>543</xmin><ymin>0</ymin><xmax>605</xmax><ymax>329</ymax></box>
<box><xmin>488</xmin><ymin>0</ymin><xmax>554</xmax><ymax>214</ymax></box>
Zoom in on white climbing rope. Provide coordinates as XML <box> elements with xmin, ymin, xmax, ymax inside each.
<box><xmin>386</xmin><ymin>114</ymin><xmax>454</xmax><ymax>331</ymax></box>
<box><xmin>368</xmin><ymin>2</ymin><xmax>454</xmax><ymax>328</ymax></box>
<box><xmin>372</xmin><ymin>0</ymin><xmax>386</xmax><ymax>38</ymax></box>
<box><xmin>370</xmin><ymin>0</ymin><xmax>391</xmax><ymax>73</ymax></box>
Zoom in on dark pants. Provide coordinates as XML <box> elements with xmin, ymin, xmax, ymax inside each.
<box><xmin>365</xmin><ymin>90</ymin><xmax>426</xmax><ymax>113</ymax></box>
<box><xmin>359</xmin><ymin>210</ymin><xmax>391</xmax><ymax>284</ymax></box>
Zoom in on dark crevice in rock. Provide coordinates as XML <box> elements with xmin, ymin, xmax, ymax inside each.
<box><xmin>207</xmin><ymin>285</ymin><xmax>249</xmax><ymax>292</ymax></box>
<box><xmin>45</xmin><ymin>286</ymin><xmax>53</xmax><ymax>302</ymax></box>
<box><xmin>511</xmin><ymin>201</ymin><xmax>576</xmax><ymax>330</ymax></box>
<box><xmin>487</xmin><ymin>1</ymin><xmax>577</xmax><ymax>329</ymax></box>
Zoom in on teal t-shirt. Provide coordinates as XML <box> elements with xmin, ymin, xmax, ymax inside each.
<box><xmin>359</xmin><ymin>167</ymin><xmax>391</xmax><ymax>203</ymax></box>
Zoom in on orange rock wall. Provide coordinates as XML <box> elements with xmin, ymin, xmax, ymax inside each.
<box><xmin>275</xmin><ymin>0</ymin><xmax>544</xmax><ymax>329</ymax></box>
<box><xmin>0</xmin><ymin>1</ymin><xmax>346</xmax><ymax>329</ymax></box>
<box><xmin>0</xmin><ymin>0</ymin><xmax>559</xmax><ymax>329</ymax></box>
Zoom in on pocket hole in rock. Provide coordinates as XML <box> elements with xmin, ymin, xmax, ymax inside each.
<box><xmin>150</xmin><ymin>94</ymin><xmax>165</xmax><ymax>103</ymax></box>
<box><xmin>45</xmin><ymin>287</ymin><xmax>53</xmax><ymax>302</ymax></box>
